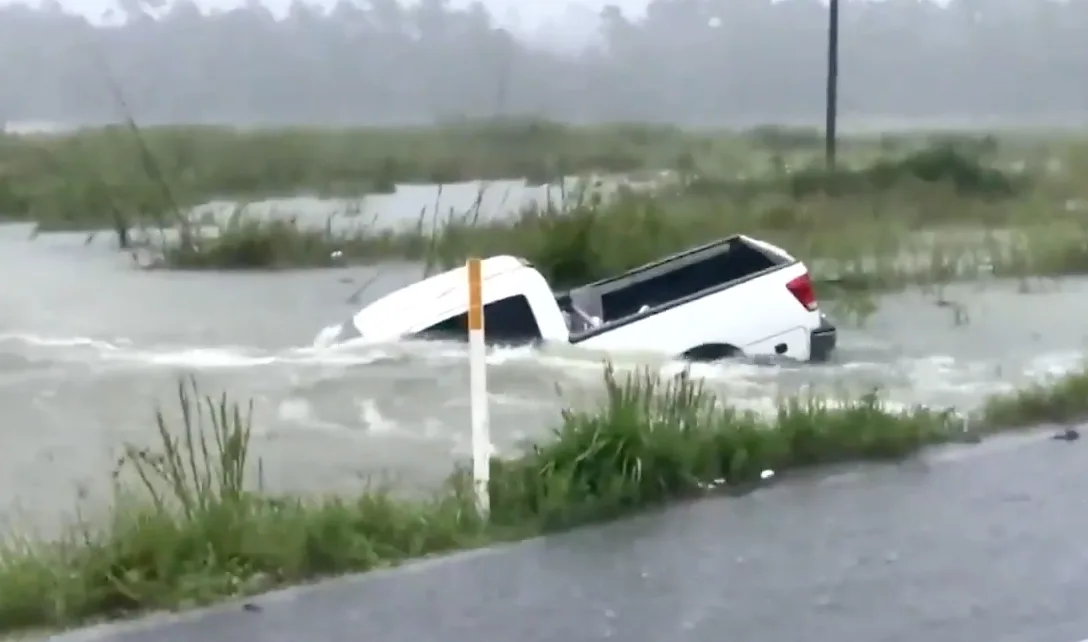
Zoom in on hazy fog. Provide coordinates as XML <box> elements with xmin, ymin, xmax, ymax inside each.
<box><xmin>1</xmin><ymin>0</ymin><xmax>1085</xmax><ymax>128</ymax></box>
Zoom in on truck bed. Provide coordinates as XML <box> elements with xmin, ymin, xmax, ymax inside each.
<box><xmin>555</xmin><ymin>235</ymin><xmax>794</xmax><ymax>334</ymax></box>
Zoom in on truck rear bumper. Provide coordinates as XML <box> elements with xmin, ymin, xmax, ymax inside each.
<box><xmin>809</xmin><ymin>315</ymin><xmax>837</xmax><ymax>363</ymax></box>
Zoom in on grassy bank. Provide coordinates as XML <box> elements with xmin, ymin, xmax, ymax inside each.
<box><xmin>142</xmin><ymin>209</ymin><xmax>393</xmax><ymax>270</ymax></box>
<box><xmin>12</xmin><ymin>124</ymin><xmax>1088</xmax><ymax>294</ymax></box>
<box><xmin>145</xmin><ymin>169</ymin><xmax>1088</xmax><ymax>295</ymax></box>
<box><xmin>4</xmin><ymin>121</ymin><xmax>931</xmax><ymax>230</ymax></box>
<box><xmin>139</xmin><ymin>139</ymin><xmax>1086</xmax><ymax>281</ymax></box>
<box><xmin>382</xmin><ymin>142</ymin><xmax>1088</xmax><ymax>291</ymax></box>
<box><xmin>0</xmin><ymin>120</ymin><xmax>736</xmax><ymax>228</ymax></box>
<box><xmin>2</xmin><ymin>364</ymin><xmax>1087</xmax><ymax>635</ymax></box>
<box><xmin>0</xmin><ymin>122</ymin><xmax>1047</xmax><ymax>234</ymax></box>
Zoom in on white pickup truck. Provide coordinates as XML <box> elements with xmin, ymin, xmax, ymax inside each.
<box><xmin>320</xmin><ymin>235</ymin><xmax>837</xmax><ymax>362</ymax></box>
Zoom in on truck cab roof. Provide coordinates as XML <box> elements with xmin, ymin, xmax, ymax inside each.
<box><xmin>339</xmin><ymin>255</ymin><xmax>568</xmax><ymax>345</ymax></box>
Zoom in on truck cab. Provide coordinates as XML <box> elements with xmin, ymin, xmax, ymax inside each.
<box><xmin>322</xmin><ymin>255</ymin><xmax>570</xmax><ymax>347</ymax></box>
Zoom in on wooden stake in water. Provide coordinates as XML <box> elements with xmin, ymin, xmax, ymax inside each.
<box><xmin>466</xmin><ymin>258</ymin><xmax>491</xmax><ymax>517</ymax></box>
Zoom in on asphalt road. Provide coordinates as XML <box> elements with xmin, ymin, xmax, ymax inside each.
<box><xmin>45</xmin><ymin>430</ymin><xmax>1088</xmax><ymax>642</ymax></box>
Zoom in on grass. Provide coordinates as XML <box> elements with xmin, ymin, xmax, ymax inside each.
<box><xmin>7</xmin><ymin>122</ymin><xmax>941</xmax><ymax>230</ymax></box>
<box><xmin>96</xmin><ymin>188</ymin><xmax>1088</xmax><ymax>288</ymax></box>
<box><xmin>978</xmin><ymin>367</ymin><xmax>1088</xmax><ymax>429</ymax></box>
<box><xmin>12</xmin><ymin>123</ymin><xmax>1088</xmax><ymax>310</ymax></box>
<box><xmin>2</xmin><ymin>362</ymin><xmax>1088</xmax><ymax>635</ymax></box>
<box><xmin>115</xmin><ymin>138</ymin><xmax>1088</xmax><ymax>288</ymax></box>
<box><xmin>397</xmin><ymin>143</ymin><xmax>1088</xmax><ymax>290</ymax></box>
<box><xmin>141</xmin><ymin>208</ymin><xmax>395</xmax><ymax>270</ymax></box>
<box><xmin>0</xmin><ymin>120</ymin><xmax>732</xmax><ymax>228</ymax></box>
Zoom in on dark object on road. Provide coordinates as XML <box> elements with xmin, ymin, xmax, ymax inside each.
<box><xmin>1051</xmin><ymin>428</ymin><xmax>1080</xmax><ymax>441</ymax></box>
<box><xmin>242</xmin><ymin>603</ymin><xmax>263</xmax><ymax>613</ymax></box>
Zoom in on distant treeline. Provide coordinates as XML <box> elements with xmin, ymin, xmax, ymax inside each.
<box><xmin>1</xmin><ymin>0</ymin><xmax>1086</xmax><ymax>126</ymax></box>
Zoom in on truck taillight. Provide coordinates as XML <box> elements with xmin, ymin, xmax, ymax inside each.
<box><xmin>786</xmin><ymin>273</ymin><xmax>818</xmax><ymax>311</ymax></box>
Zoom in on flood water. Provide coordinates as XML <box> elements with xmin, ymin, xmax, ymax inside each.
<box><xmin>2</xmin><ymin>183</ymin><xmax>1087</xmax><ymax>535</ymax></box>
<box><xmin>188</xmin><ymin>176</ymin><xmax>633</xmax><ymax>229</ymax></box>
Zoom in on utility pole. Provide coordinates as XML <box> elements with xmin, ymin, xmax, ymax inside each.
<box><xmin>825</xmin><ymin>0</ymin><xmax>839</xmax><ymax>169</ymax></box>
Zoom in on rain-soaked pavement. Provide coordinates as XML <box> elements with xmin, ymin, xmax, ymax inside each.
<box><xmin>43</xmin><ymin>429</ymin><xmax>1088</xmax><ymax>642</ymax></box>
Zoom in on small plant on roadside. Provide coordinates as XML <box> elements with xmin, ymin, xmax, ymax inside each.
<box><xmin>978</xmin><ymin>366</ymin><xmax>1088</xmax><ymax>429</ymax></box>
<box><xmin>486</xmin><ymin>367</ymin><xmax>961</xmax><ymax>531</ymax></box>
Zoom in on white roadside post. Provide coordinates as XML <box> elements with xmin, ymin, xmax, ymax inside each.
<box><xmin>466</xmin><ymin>258</ymin><xmax>491</xmax><ymax>517</ymax></box>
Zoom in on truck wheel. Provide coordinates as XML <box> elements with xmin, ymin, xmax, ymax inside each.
<box><xmin>681</xmin><ymin>344</ymin><xmax>742</xmax><ymax>362</ymax></box>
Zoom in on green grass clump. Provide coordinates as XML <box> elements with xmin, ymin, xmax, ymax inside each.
<box><xmin>340</xmin><ymin>138</ymin><xmax>1088</xmax><ymax>290</ymax></box>
<box><xmin>978</xmin><ymin>367</ymin><xmax>1088</xmax><ymax>429</ymax></box>
<box><xmin>4</xmin><ymin>363</ymin><xmax>1088</xmax><ymax>635</ymax></box>
<box><xmin>686</xmin><ymin>142</ymin><xmax>1025</xmax><ymax>200</ymax></box>
<box><xmin>147</xmin><ymin>208</ymin><xmax>392</xmax><ymax>270</ymax></box>
<box><xmin>394</xmin><ymin>184</ymin><xmax>1088</xmax><ymax>293</ymax></box>
<box><xmin>482</xmin><ymin>370</ymin><xmax>963</xmax><ymax>530</ymax></box>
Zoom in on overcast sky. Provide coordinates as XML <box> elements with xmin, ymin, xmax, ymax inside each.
<box><xmin>6</xmin><ymin>0</ymin><xmax>652</xmax><ymax>29</ymax></box>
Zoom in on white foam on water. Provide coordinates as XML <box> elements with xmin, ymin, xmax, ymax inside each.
<box><xmin>482</xmin><ymin>345</ymin><xmax>540</xmax><ymax>365</ymax></box>
<box><xmin>0</xmin><ymin>332</ymin><xmax>582</xmax><ymax>385</ymax></box>
<box><xmin>1024</xmin><ymin>351</ymin><xmax>1085</xmax><ymax>378</ymax></box>
<box><xmin>143</xmin><ymin>347</ymin><xmax>279</xmax><ymax>368</ymax></box>
<box><xmin>441</xmin><ymin>391</ymin><xmax>558</xmax><ymax>411</ymax></box>
<box><xmin>275</xmin><ymin>396</ymin><xmax>411</xmax><ymax>437</ymax></box>
<box><xmin>0</xmin><ymin>331</ymin><xmax>397</xmax><ymax>370</ymax></box>
<box><xmin>357</xmin><ymin>397</ymin><xmax>399</xmax><ymax>434</ymax></box>
<box><xmin>312</xmin><ymin>323</ymin><xmax>343</xmax><ymax>349</ymax></box>
<box><xmin>489</xmin><ymin>392</ymin><xmax>556</xmax><ymax>408</ymax></box>
<box><xmin>0</xmin><ymin>332</ymin><xmax>127</xmax><ymax>353</ymax></box>
<box><xmin>2</xmin><ymin>331</ymin><xmax>1086</xmax><ymax>420</ymax></box>
<box><xmin>275</xmin><ymin>397</ymin><xmax>356</xmax><ymax>433</ymax></box>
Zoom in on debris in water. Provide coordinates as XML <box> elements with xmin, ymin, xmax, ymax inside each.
<box><xmin>1052</xmin><ymin>428</ymin><xmax>1080</xmax><ymax>441</ymax></box>
<box><xmin>700</xmin><ymin>470</ymin><xmax>773</xmax><ymax>491</ymax></box>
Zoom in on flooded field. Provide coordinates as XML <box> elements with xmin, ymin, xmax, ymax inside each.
<box><xmin>2</xmin><ymin>204</ymin><xmax>1087</xmax><ymax>533</ymax></box>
